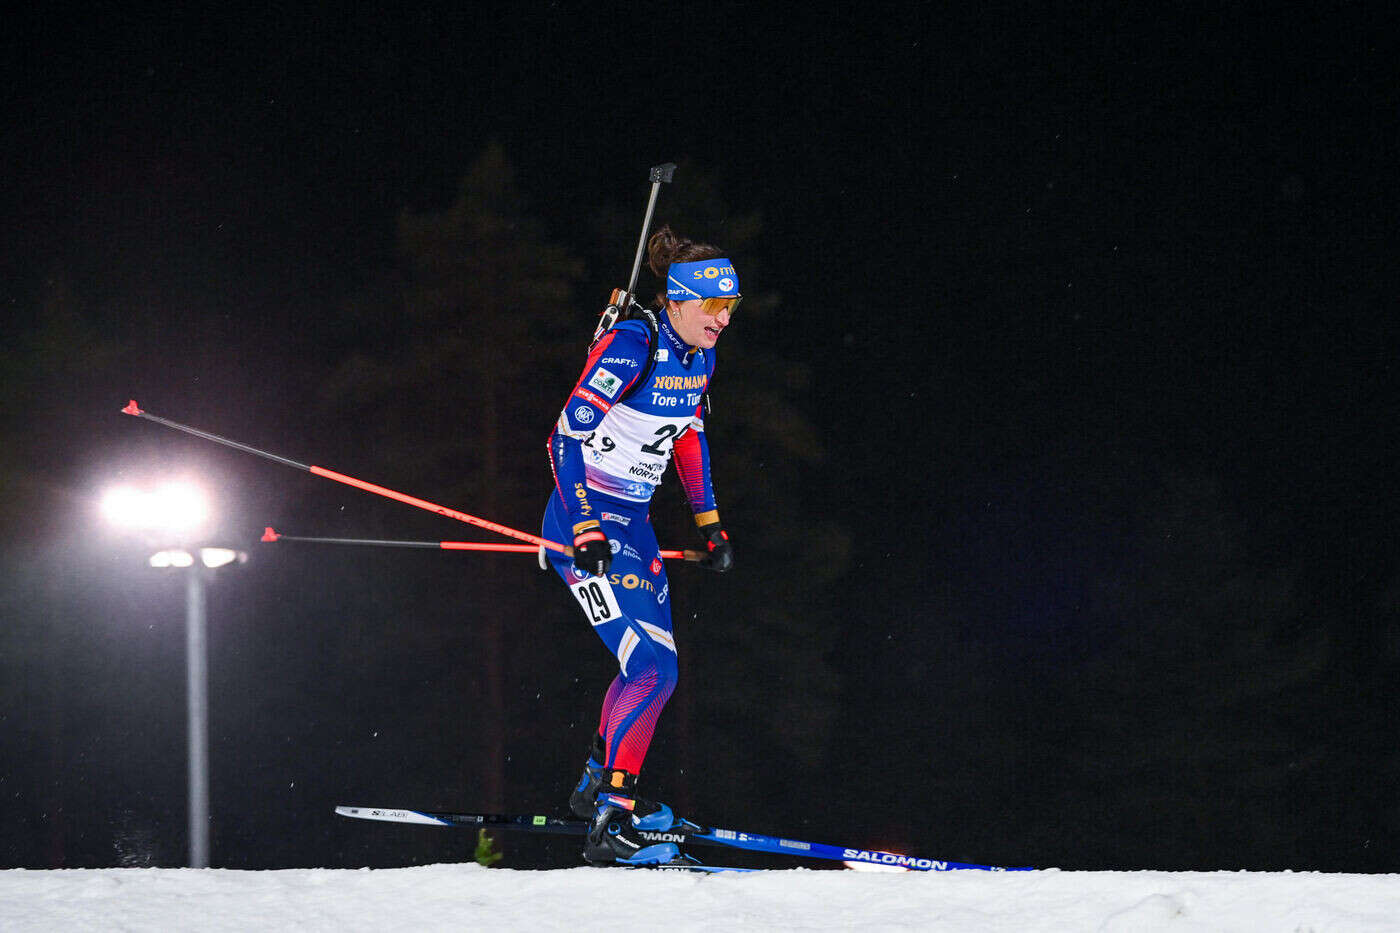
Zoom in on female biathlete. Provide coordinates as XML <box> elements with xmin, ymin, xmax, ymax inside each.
<box><xmin>542</xmin><ymin>226</ymin><xmax>738</xmax><ymax>866</ymax></box>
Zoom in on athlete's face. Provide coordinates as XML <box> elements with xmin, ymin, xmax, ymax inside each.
<box><xmin>666</xmin><ymin>299</ymin><xmax>733</xmax><ymax>349</ymax></box>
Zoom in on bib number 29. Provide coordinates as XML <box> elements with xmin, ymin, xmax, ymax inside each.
<box><xmin>571</xmin><ymin>576</ymin><xmax>622</xmax><ymax>625</ymax></box>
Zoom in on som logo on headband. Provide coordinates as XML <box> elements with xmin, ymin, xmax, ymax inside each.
<box><xmin>692</xmin><ymin>264</ymin><xmax>736</xmax><ymax>280</ymax></box>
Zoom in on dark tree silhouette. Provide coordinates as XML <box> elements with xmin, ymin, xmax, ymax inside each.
<box><xmin>313</xmin><ymin>142</ymin><xmax>584</xmax><ymax>815</ymax></box>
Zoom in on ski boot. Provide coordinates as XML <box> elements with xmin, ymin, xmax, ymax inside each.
<box><xmin>582</xmin><ymin>769</ymin><xmax>681</xmax><ymax>866</ymax></box>
<box><xmin>570</xmin><ymin>735</ymin><xmax>677</xmax><ymax>829</ymax></box>
<box><xmin>569</xmin><ymin>733</ymin><xmax>608</xmax><ymax>819</ymax></box>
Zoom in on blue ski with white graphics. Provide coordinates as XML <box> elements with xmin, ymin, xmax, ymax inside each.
<box><xmin>334</xmin><ymin>806</ymin><xmax>1030</xmax><ymax>872</ymax></box>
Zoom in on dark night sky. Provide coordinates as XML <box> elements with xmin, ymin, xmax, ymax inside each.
<box><xmin>2</xmin><ymin>8</ymin><xmax>1396</xmax><ymax>871</ymax></box>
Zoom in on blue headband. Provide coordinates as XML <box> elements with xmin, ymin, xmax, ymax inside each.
<box><xmin>666</xmin><ymin>259</ymin><xmax>740</xmax><ymax>300</ymax></box>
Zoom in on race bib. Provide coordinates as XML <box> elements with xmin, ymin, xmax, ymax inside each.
<box><xmin>571</xmin><ymin>575</ymin><xmax>622</xmax><ymax>626</ymax></box>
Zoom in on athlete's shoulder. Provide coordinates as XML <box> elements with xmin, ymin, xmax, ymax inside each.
<box><xmin>592</xmin><ymin>320</ymin><xmax>652</xmax><ymax>368</ymax></box>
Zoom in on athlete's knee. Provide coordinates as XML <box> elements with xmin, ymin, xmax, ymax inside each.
<box><xmin>649</xmin><ymin>642</ymin><xmax>678</xmax><ymax>692</ymax></box>
<box><xmin>618</xmin><ymin>624</ymin><xmax>678</xmax><ymax>689</ymax></box>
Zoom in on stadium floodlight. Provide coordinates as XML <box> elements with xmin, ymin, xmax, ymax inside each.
<box><xmin>147</xmin><ymin>549</ymin><xmax>247</xmax><ymax>569</ymax></box>
<box><xmin>198</xmin><ymin>548</ymin><xmax>243</xmax><ymax>569</ymax></box>
<box><xmin>100</xmin><ymin>478</ymin><xmax>244</xmax><ymax>869</ymax></box>
<box><xmin>149</xmin><ymin>549</ymin><xmax>195</xmax><ymax>568</ymax></box>
<box><xmin>101</xmin><ymin>482</ymin><xmax>210</xmax><ymax>535</ymax></box>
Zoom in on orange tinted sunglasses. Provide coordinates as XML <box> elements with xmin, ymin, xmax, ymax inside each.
<box><xmin>699</xmin><ymin>296</ymin><xmax>741</xmax><ymax>316</ymax></box>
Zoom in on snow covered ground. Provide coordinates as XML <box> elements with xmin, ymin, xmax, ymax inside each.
<box><xmin>4</xmin><ymin>865</ymin><xmax>1400</xmax><ymax>932</ymax></box>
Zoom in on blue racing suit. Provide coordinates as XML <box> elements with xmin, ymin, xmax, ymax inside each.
<box><xmin>543</xmin><ymin>312</ymin><xmax>719</xmax><ymax>775</ymax></box>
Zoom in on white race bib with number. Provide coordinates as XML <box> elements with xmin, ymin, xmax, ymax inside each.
<box><xmin>571</xmin><ymin>576</ymin><xmax>622</xmax><ymax>626</ymax></box>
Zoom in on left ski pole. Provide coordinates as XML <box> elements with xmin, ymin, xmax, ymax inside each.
<box><xmin>261</xmin><ymin>528</ymin><xmax>701</xmax><ymax>562</ymax></box>
<box><xmin>120</xmin><ymin>400</ymin><xmax>570</xmax><ymax>555</ymax></box>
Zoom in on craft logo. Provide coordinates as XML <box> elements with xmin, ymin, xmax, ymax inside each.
<box><xmin>657</xmin><ymin>583</ymin><xmax>668</xmax><ymax>604</ymax></box>
<box><xmin>589</xmin><ymin>367</ymin><xmax>623</xmax><ymax>398</ymax></box>
<box><xmin>661</xmin><ymin>324</ymin><xmax>687</xmax><ymax>354</ymax></box>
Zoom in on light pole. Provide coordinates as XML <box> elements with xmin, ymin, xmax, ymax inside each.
<box><xmin>185</xmin><ymin>559</ymin><xmax>209</xmax><ymax>868</ymax></box>
<box><xmin>101</xmin><ymin>484</ymin><xmax>244</xmax><ymax>868</ymax></box>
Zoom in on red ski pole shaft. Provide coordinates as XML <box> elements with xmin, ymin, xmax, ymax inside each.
<box><xmin>121</xmin><ymin>400</ymin><xmax>568</xmax><ymax>555</ymax></box>
<box><xmin>304</xmin><ymin>465</ymin><xmax>570</xmax><ymax>552</ymax></box>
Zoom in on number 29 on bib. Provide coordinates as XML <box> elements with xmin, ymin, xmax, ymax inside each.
<box><xmin>571</xmin><ymin>575</ymin><xmax>622</xmax><ymax>625</ymax></box>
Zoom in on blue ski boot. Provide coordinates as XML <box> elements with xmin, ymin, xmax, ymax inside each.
<box><xmin>570</xmin><ymin>736</ymin><xmax>677</xmax><ymax>829</ymax></box>
<box><xmin>582</xmin><ymin>770</ymin><xmax>680</xmax><ymax>866</ymax></box>
<box><xmin>569</xmin><ymin>733</ymin><xmax>607</xmax><ymax>819</ymax></box>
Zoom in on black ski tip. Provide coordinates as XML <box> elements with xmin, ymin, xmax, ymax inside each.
<box><xmin>650</xmin><ymin>163</ymin><xmax>677</xmax><ymax>184</ymax></box>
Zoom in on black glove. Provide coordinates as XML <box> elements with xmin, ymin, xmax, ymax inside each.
<box><xmin>698</xmin><ymin>522</ymin><xmax>734</xmax><ymax>573</ymax></box>
<box><xmin>572</xmin><ymin>528</ymin><xmax>612</xmax><ymax>577</ymax></box>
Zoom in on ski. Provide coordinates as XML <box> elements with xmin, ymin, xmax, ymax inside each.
<box><xmin>624</xmin><ymin>862</ymin><xmax>758</xmax><ymax>875</ymax></box>
<box><xmin>335</xmin><ymin>806</ymin><xmax>1030</xmax><ymax>872</ymax></box>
